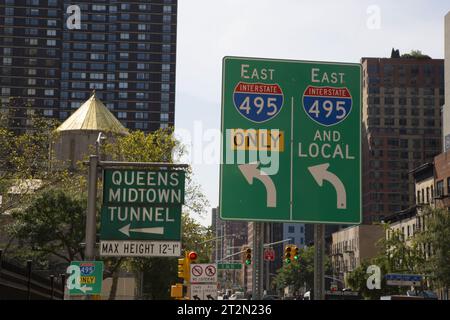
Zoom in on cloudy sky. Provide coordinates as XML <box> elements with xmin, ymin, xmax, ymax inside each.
<box><xmin>174</xmin><ymin>0</ymin><xmax>449</xmax><ymax>226</ymax></box>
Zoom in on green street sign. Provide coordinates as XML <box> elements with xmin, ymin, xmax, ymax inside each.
<box><xmin>103</xmin><ymin>169</ymin><xmax>185</xmax><ymax>205</ymax></box>
<box><xmin>100</xmin><ymin>169</ymin><xmax>184</xmax><ymax>241</ymax></box>
<box><xmin>67</xmin><ymin>261</ymin><xmax>103</xmax><ymax>295</ymax></box>
<box><xmin>217</xmin><ymin>263</ymin><xmax>242</xmax><ymax>270</ymax></box>
<box><xmin>220</xmin><ymin>56</ymin><xmax>361</xmax><ymax>224</ymax></box>
<box><xmin>100</xmin><ymin>205</ymin><xmax>181</xmax><ymax>240</ymax></box>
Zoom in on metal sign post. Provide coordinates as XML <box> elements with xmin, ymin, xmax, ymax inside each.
<box><xmin>252</xmin><ymin>222</ymin><xmax>264</xmax><ymax>300</ymax></box>
<box><xmin>314</xmin><ymin>224</ymin><xmax>325</xmax><ymax>300</ymax></box>
<box><xmin>85</xmin><ymin>154</ymin><xmax>99</xmax><ymax>261</ymax></box>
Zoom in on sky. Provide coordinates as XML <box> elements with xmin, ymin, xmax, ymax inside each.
<box><xmin>174</xmin><ymin>0</ymin><xmax>449</xmax><ymax>226</ymax></box>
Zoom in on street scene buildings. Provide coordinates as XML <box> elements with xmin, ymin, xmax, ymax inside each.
<box><xmin>0</xmin><ymin>2</ymin><xmax>450</xmax><ymax>301</ymax></box>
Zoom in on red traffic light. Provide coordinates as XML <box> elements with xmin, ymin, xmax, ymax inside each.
<box><xmin>188</xmin><ymin>251</ymin><xmax>198</xmax><ymax>260</ymax></box>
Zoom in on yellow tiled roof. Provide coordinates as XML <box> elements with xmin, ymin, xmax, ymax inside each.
<box><xmin>56</xmin><ymin>92</ymin><xmax>128</xmax><ymax>135</ymax></box>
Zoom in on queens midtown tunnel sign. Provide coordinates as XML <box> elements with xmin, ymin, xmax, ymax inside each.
<box><xmin>100</xmin><ymin>169</ymin><xmax>185</xmax><ymax>257</ymax></box>
<box><xmin>220</xmin><ymin>56</ymin><xmax>361</xmax><ymax>224</ymax></box>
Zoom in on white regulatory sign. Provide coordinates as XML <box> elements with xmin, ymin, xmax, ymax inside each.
<box><xmin>100</xmin><ymin>240</ymin><xmax>181</xmax><ymax>257</ymax></box>
<box><xmin>190</xmin><ymin>284</ymin><xmax>218</xmax><ymax>300</ymax></box>
<box><xmin>190</xmin><ymin>263</ymin><xmax>218</xmax><ymax>283</ymax></box>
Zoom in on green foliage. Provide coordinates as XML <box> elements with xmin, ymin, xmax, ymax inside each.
<box><xmin>0</xmin><ymin>106</ymin><xmax>70</xmax><ymax>216</ymax></box>
<box><xmin>7</xmin><ymin>189</ymin><xmax>86</xmax><ymax>263</ymax></box>
<box><xmin>346</xmin><ymin>260</ymin><xmax>402</xmax><ymax>300</ymax></box>
<box><xmin>346</xmin><ymin>223</ymin><xmax>424</xmax><ymax>299</ymax></box>
<box><xmin>273</xmin><ymin>246</ymin><xmax>330</xmax><ymax>294</ymax></box>
<box><xmin>400</xmin><ymin>50</ymin><xmax>431</xmax><ymax>59</ymax></box>
<box><xmin>181</xmin><ymin>214</ymin><xmax>213</xmax><ymax>262</ymax></box>
<box><xmin>415</xmin><ymin>207</ymin><xmax>450</xmax><ymax>292</ymax></box>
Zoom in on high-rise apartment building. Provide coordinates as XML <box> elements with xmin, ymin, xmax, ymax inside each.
<box><xmin>443</xmin><ymin>12</ymin><xmax>450</xmax><ymax>150</ymax></box>
<box><xmin>0</xmin><ymin>0</ymin><xmax>176</xmax><ymax>132</ymax></box>
<box><xmin>362</xmin><ymin>56</ymin><xmax>444</xmax><ymax>224</ymax></box>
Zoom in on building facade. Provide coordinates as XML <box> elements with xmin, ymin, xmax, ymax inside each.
<box><xmin>282</xmin><ymin>223</ymin><xmax>306</xmax><ymax>248</ymax></box>
<box><xmin>443</xmin><ymin>12</ymin><xmax>450</xmax><ymax>150</ymax></box>
<box><xmin>211</xmin><ymin>207</ymin><xmax>248</xmax><ymax>291</ymax></box>
<box><xmin>330</xmin><ymin>225</ymin><xmax>384</xmax><ymax>287</ymax></box>
<box><xmin>1</xmin><ymin>0</ymin><xmax>176</xmax><ymax>132</ymax></box>
<box><xmin>361</xmin><ymin>56</ymin><xmax>444</xmax><ymax>224</ymax></box>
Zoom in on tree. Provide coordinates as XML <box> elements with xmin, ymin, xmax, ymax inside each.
<box><xmin>346</xmin><ymin>223</ymin><xmax>423</xmax><ymax>299</ymax></box>
<box><xmin>0</xmin><ymin>104</ymin><xmax>66</xmax><ymax>216</ymax></box>
<box><xmin>400</xmin><ymin>50</ymin><xmax>431</xmax><ymax>59</ymax></box>
<box><xmin>346</xmin><ymin>260</ymin><xmax>401</xmax><ymax>300</ymax></box>
<box><xmin>5</xmin><ymin>189</ymin><xmax>86</xmax><ymax>269</ymax></box>
<box><xmin>415</xmin><ymin>207</ymin><xmax>450</xmax><ymax>298</ymax></box>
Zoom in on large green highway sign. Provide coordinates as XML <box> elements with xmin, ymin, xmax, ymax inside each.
<box><xmin>220</xmin><ymin>57</ymin><xmax>361</xmax><ymax>224</ymax></box>
<box><xmin>100</xmin><ymin>169</ymin><xmax>184</xmax><ymax>257</ymax></box>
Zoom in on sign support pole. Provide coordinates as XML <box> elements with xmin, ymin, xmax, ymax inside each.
<box><xmin>314</xmin><ymin>224</ymin><xmax>325</xmax><ymax>300</ymax></box>
<box><xmin>265</xmin><ymin>223</ymin><xmax>271</xmax><ymax>294</ymax></box>
<box><xmin>252</xmin><ymin>222</ymin><xmax>264</xmax><ymax>300</ymax></box>
<box><xmin>85</xmin><ymin>154</ymin><xmax>98</xmax><ymax>261</ymax></box>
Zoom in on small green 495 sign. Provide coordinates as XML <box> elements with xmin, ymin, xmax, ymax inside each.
<box><xmin>66</xmin><ymin>261</ymin><xmax>103</xmax><ymax>295</ymax></box>
<box><xmin>220</xmin><ymin>56</ymin><xmax>362</xmax><ymax>224</ymax></box>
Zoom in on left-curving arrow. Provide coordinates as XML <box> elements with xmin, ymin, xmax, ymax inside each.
<box><xmin>238</xmin><ymin>162</ymin><xmax>277</xmax><ymax>207</ymax></box>
<box><xmin>308</xmin><ymin>163</ymin><xmax>347</xmax><ymax>209</ymax></box>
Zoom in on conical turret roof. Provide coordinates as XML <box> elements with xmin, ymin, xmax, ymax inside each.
<box><xmin>56</xmin><ymin>92</ymin><xmax>128</xmax><ymax>135</ymax></box>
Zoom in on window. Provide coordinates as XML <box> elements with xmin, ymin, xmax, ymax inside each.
<box><xmin>288</xmin><ymin>226</ymin><xmax>295</xmax><ymax>233</ymax></box>
<box><xmin>1</xmin><ymin>88</ymin><xmax>10</xmax><ymax>95</ymax></box>
<box><xmin>90</xmin><ymin>73</ymin><xmax>104</xmax><ymax>80</ymax></box>
<box><xmin>160</xmin><ymin>113</ymin><xmax>169</xmax><ymax>122</ymax></box>
<box><xmin>27</xmin><ymin>89</ymin><xmax>36</xmax><ymax>95</ymax></box>
<box><xmin>437</xmin><ymin>180</ymin><xmax>444</xmax><ymax>197</ymax></box>
<box><xmin>43</xmin><ymin>109</ymin><xmax>53</xmax><ymax>116</ymax></box>
<box><xmin>92</xmin><ymin>4</ymin><xmax>106</xmax><ymax>11</ymax></box>
<box><xmin>47</xmin><ymin>30</ymin><xmax>56</xmax><ymax>36</ymax></box>
<box><xmin>118</xmin><ymin>112</ymin><xmax>127</xmax><ymax>119</ymax></box>
<box><xmin>3</xmin><ymin>57</ymin><xmax>12</xmax><ymax>65</ymax></box>
<box><xmin>47</xmin><ymin>40</ymin><xmax>56</xmax><ymax>46</ymax></box>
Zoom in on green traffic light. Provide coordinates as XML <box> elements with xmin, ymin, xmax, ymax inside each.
<box><xmin>245</xmin><ymin>259</ymin><xmax>251</xmax><ymax>265</ymax></box>
<box><xmin>294</xmin><ymin>255</ymin><xmax>299</xmax><ymax>261</ymax></box>
<box><xmin>285</xmin><ymin>258</ymin><xmax>291</xmax><ymax>264</ymax></box>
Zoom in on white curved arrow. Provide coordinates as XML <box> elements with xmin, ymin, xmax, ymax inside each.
<box><xmin>308</xmin><ymin>163</ymin><xmax>346</xmax><ymax>209</ymax></box>
<box><xmin>119</xmin><ymin>224</ymin><xmax>165</xmax><ymax>237</ymax></box>
<box><xmin>238</xmin><ymin>162</ymin><xmax>277</xmax><ymax>207</ymax></box>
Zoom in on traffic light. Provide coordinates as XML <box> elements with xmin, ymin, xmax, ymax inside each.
<box><xmin>187</xmin><ymin>251</ymin><xmax>198</xmax><ymax>263</ymax></box>
<box><xmin>284</xmin><ymin>245</ymin><xmax>292</xmax><ymax>264</ymax></box>
<box><xmin>184</xmin><ymin>251</ymin><xmax>198</xmax><ymax>282</ymax></box>
<box><xmin>245</xmin><ymin>247</ymin><xmax>252</xmax><ymax>265</ymax></box>
<box><xmin>178</xmin><ymin>257</ymin><xmax>187</xmax><ymax>279</ymax></box>
<box><xmin>293</xmin><ymin>246</ymin><xmax>300</xmax><ymax>262</ymax></box>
